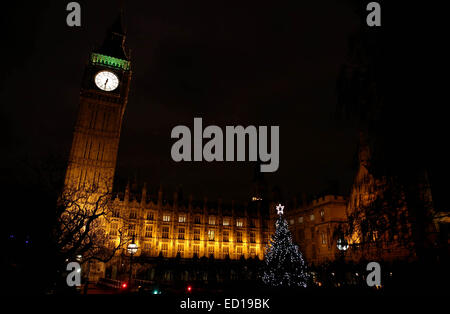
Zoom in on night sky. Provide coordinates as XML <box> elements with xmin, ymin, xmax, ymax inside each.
<box><xmin>1</xmin><ymin>1</ymin><xmax>362</xmax><ymax>202</ymax></box>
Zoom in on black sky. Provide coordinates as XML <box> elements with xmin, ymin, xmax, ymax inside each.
<box><xmin>1</xmin><ymin>0</ymin><xmax>361</xmax><ymax>202</ymax></box>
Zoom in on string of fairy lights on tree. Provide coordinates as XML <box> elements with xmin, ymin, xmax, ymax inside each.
<box><xmin>262</xmin><ymin>204</ymin><xmax>310</xmax><ymax>287</ymax></box>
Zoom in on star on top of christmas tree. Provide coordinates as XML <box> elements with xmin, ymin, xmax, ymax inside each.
<box><xmin>276</xmin><ymin>203</ymin><xmax>284</xmax><ymax>215</ymax></box>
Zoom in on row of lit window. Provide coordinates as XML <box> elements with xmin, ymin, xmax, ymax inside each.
<box><xmin>111</xmin><ymin>223</ymin><xmax>267</xmax><ymax>244</ymax></box>
<box><xmin>142</xmin><ymin>212</ymin><xmax>264</xmax><ymax>228</ymax></box>
<box><xmin>142</xmin><ymin>243</ymin><xmax>257</xmax><ymax>257</ymax></box>
<box><xmin>288</xmin><ymin>209</ymin><xmax>325</xmax><ymax>225</ymax></box>
<box><xmin>148</xmin><ymin>226</ymin><xmax>258</xmax><ymax>243</ymax></box>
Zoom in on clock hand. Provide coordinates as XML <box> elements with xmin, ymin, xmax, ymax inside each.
<box><xmin>104</xmin><ymin>78</ymin><xmax>109</xmax><ymax>88</ymax></box>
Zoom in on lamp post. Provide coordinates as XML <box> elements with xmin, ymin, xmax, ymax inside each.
<box><xmin>127</xmin><ymin>235</ymin><xmax>138</xmax><ymax>288</ymax></box>
<box><xmin>335</xmin><ymin>237</ymin><xmax>349</xmax><ymax>287</ymax></box>
<box><xmin>337</xmin><ymin>238</ymin><xmax>349</xmax><ymax>251</ymax></box>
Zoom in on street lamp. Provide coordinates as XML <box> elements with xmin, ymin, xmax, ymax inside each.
<box><xmin>127</xmin><ymin>235</ymin><xmax>138</xmax><ymax>287</ymax></box>
<box><xmin>127</xmin><ymin>235</ymin><xmax>138</xmax><ymax>255</ymax></box>
<box><xmin>337</xmin><ymin>238</ymin><xmax>349</xmax><ymax>251</ymax></box>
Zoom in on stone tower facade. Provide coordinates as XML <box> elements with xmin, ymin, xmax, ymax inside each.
<box><xmin>64</xmin><ymin>15</ymin><xmax>131</xmax><ymax>193</ymax></box>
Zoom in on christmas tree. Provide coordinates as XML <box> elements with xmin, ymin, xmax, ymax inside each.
<box><xmin>262</xmin><ymin>204</ymin><xmax>310</xmax><ymax>287</ymax></box>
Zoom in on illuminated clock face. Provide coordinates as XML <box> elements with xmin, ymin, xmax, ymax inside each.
<box><xmin>94</xmin><ymin>71</ymin><xmax>119</xmax><ymax>91</ymax></box>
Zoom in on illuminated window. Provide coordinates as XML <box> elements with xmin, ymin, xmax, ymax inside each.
<box><xmin>321</xmin><ymin>232</ymin><xmax>327</xmax><ymax>244</ymax></box>
<box><xmin>223</xmin><ymin>218</ymin><xmax>230</xmax><ymax>226</ymax></box>
<box><xmin>163</xmin><ymin>214</ymin><xmax>171</xmax><ymax>222</ymax></box>
<box><xmin>310</xmin><ymin>214</ymin><xmax>315</xmax><ymax>221</ymax></box>
<box><xmin>146</xmin><ymin>211</ymin><xmax>154</xmax><ymax>220</ymax></box>
<box><xmin>177</xmin><ymin>244</ymin><xmax>184</xmax><ymax>257</ymax></box>
<box><xmin>236</xmin><ymin>247</ymin><xmax>243</xmax><ymax>256</ymax></box>
<box><xmin>236</xmin><ymin>231</ymin><xmax>243</xmax><ymax>243</ymax></box>
<box><xmin>320</xmin><ymin>209</ymin><xmax>325</xmax><ymax>217</ymax></box>
<box><xmin>194</xmin><ymin>229</ymin><xmax>200</xmax><ymax>240</ymax></box>
<box><xmin>208</xmin><ymin>230</ymin><xmax>215</xmax><ymax>241</ymax></box>
<box><xmin>223</xmin><ymin>231</ymin><xmax>229</xmax><ymax>242</ymax></box>
<box><xmin>128</xmin><ymin>224</ymin><xmax>135</xmax><ymax>236</ymax></box>
<box><xmin>236</xmin><ymin>219</ymin><xmax>243</xmax><ymax>227</ymax></box>
<box><xmin>161</xmin><ymin>243</ymin><xmax>168</xmax><ymax>256</ymax></box>
<box><xmin>144</xmin><ymin>242</ymin><xmax>151</xmax><ymax>251</ymax></box>
<box><xmin>193</xmin><ymin>245</ymin><xmax>200</xmax><ymax>255</ymax></box>
<box><xmin>373</xmin><ymin>231</ymin><xmax>379</xmax><ymax>241</ymax></box>
<box><xmin>298</xmin><ymin>216</ymin><xmax>304</xmax><ymax>223</ymax></box>
<box><xmin>178</xmin><ymin>215</ymin><xmax>186</xmax><ymax>223</ymax></box>
<box><xmin>289</xmin><ymin>219</ymin><xmax>294</xmax><ymax>225</ymax></box>
<box><xmin>110</xmin><ymin>223</ymin><xmax>118</xmax><ymax>236</ymax></box>
<box><xmin>250</xmin><ymin>232</ymin><xmax>256</xmax><ymax>243</ymax></box>
<box><xmin>162</xmin><ymin>227</ymin><xmax>169</xmax><ymax>239</ymax></box>
<box><xmin>194</xmin><ymin>216</ymin><xmax>201</xmax><ymax>224</ymax></box>
<box><xmin>209</xmin><ymin>216</ymin><xmax>215</xmax><ymax>225</ymax></box>
<box><xmin>208</xmin><ymin>246</ymin><xmax>215</xmax><ymax>255</ymax></box>
<box><xmin>223</xmin><ymin>247</ymin><xmax>229</xmax><ymax>256</ymax></box>
<box><xmin>250</xmin><ymin>247</ymin><xmax>256</xmax><ymax>256</ymax></box>
<box><xmin>178</xmin><ymin>228</ymin><xmax>185</xmax><ymax>239</ymax></box>
<box><xmin>145</xmin><ymin>225</ymin><xmax>152</xmax><ymax>238</ymax></box>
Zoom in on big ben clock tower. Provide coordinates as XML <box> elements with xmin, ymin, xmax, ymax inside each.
<box><xmin>65</xmin><ymin>14</ymin><xmax>131</xmax><ymax>193</ymax></box>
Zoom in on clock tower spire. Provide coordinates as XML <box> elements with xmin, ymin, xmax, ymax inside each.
<box><xmin>64</xmin><ymin>13</ymin><xmax>132</xmax><ymax>194</ymax></box>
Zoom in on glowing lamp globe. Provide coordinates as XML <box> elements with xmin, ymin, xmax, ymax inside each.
<box><xmin>127</xmin><ymin>242</ymin><xmax>138</xmax><ymax>255</ymax></box>
<box><xmin>337</xmin><ymin>238</ymin><xmax>349</xmax><ymax>251</ymax></box>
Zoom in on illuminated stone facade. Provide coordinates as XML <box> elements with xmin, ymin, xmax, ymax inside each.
<box><xmin>343</xmin><ymin>137</ymin><xmax>413</xmax><ymax>262</ymax></box>
<box><xmin>285</xmin><ymin>138</ymin><xmax>440</xmax><ymax>265</ymax></box>
<box><xmin>108</xmin><ymin>186</ymin><xmax>273</xmax><ymax>260</ymax></box>
<box><xmin>285</xmin><ymin>195</ymin><xmax>347</xmax><ymax>265</ymax></box>
<box><xmin>64</xmin><ymin>16</ymin><xmax>131</xmax><ymax>194</ymax></box>
<box><xmin>285</xmin><ymin>138</ymin><xmax>414</xmax><ymax>265</ymax></box>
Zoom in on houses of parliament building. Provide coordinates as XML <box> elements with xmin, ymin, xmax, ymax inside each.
<box><xmin>63</xmin><ymin>15</ymin><xmax>277</xmax><ymax>281</ymax></box>
<box><xmin>63</xmin><ymin>14</ymin><xmax>447</xmax><ymax>283</ymax></box>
